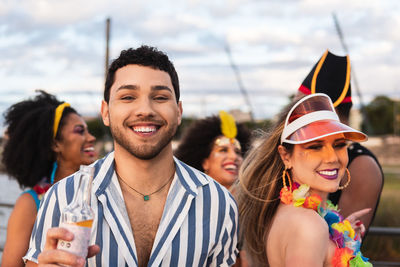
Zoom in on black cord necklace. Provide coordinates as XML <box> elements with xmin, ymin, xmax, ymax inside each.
<box><xmin>116</xmin><ymin>170</ymin><xmax>175</xmax><ymax>201</ymax></box>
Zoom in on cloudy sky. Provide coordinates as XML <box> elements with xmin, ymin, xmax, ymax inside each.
<box><xmin>1</xmin><ymin>0</ymin><xmax>399</xmax><ymax>131</ymax></box>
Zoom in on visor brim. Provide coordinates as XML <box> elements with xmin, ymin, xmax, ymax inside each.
<box><xmin>283</xmin><ymin>120</ymin><xmax>368</xmax><ymax>144</ymax></box>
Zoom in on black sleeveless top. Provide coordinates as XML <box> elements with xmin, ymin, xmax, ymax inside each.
<box><xmin>328</xmin><ymin>143</ymin><xmax>384</xmax><ymax>231</ymax></box>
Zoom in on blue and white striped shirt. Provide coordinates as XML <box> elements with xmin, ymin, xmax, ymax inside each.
<box><xmin>24</xmin><ymin>152</ymin><xmax>239</xmax><ymax>266</ymax></box>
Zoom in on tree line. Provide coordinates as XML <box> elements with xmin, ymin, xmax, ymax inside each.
<box><xmin>85</xmin><ymin>95</ymin><xmax>400</xmax><ymax>143</ymax></box>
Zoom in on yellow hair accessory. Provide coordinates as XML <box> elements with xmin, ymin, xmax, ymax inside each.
<box><xmin>53</xmin><ymin>102</ymin><xmax>70</xmax><ymax>138</ymax></box>
<box><xmin>219</xmin><ymin>110</ymin><xmax>237</xmax><ymax>139</ymax></box>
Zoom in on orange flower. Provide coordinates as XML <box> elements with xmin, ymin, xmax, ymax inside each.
<box><xmin>304</xmin><ymin>194</ymin><xmax>322</xmax><ymax>211</ymax></box>
<box><xmin>280</xmin><ymin>187</ymin><xmax>293</xmax><ymax>204</ymax></box>
<box><xmin>332</xmin><ymin>247</ymin><xmax>354</xmax><ymax>267</ymax></box>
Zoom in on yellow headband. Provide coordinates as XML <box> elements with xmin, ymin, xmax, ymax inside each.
<box><xmin>53</xmin><ymin>102</ymin><xmax>70</xmax><ymax>138</ymax></box>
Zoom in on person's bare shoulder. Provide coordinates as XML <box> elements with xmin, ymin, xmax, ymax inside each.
<box><xmin>268</xmin><ymin>204</ymin><xmax>329</xmax><ymax>266</ymax></box>
<box><xmin>11</xmin><ymin>193</ymin><xmax>37</xmax><ymax>221</ymax></box>
<box><xmin>282</xmin><ymin>204</ymin><xmax>328</xmax><ymax>235</ymax></box>
<box><xmin>349</xmin><ymin>155</ymin><xmax>382</xmax><ymax>185</ymax></box>
<box><xmin>2</xmin><ymin>193</ymin><xmax>37</xmax><ymax>267</ymax></box>
<box><xmin>7</xmin><ymin>192</ymin><xmax>37</xmax><ymax>239</ymax></box>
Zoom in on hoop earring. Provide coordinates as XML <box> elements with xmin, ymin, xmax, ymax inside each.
<box><xmin>282</xmin><ymin>168</ymin><xmax>292</xmax><ymax>192</ymax></box>
<box><xmin>338</xmin><ymin>168</ymin><xmax>351</xmax><ymax>190</ymax></box>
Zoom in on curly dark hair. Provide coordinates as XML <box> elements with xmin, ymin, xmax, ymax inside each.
<box><xmin>2</xmin><ymin>90</ymin><xmax>77</xmax><ymax>188</ymax></box>
<box><xmin>104</xmin><ymin>45</ymin><xmax>180</xmax><ymax>103</ymax></box>
<box><xmin>174</xmin><ymin>115</ymin><xmax>251</xmax><ymax>172</ymax></box>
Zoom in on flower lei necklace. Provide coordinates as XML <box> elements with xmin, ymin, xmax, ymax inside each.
<box><xmin>279</xmin><ymin>174</ymin><xmax>372</xmax><ymax>267</ymax></box>
<box><xmin>32</xmin><ymin>178</ymin><xmax>52</xmax><ymax>201</ymax></box>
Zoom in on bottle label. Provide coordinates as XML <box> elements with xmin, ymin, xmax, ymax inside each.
<box><xmin>57</xmin><ymin>221</ymin><xmax>92</xmax><ymax>258</ymax></box>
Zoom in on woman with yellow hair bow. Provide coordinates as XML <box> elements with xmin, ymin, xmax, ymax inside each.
<box><xmin>175</xmin><ymin>111</ymin><xmax>251</xmax><ymax>189</ymax></box>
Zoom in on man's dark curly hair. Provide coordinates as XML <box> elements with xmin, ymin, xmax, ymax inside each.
<box><xmin>174</xmin><ymin>115</ymin><xmax>251</xmax><ymax>172</ymax></box>
<box><xmin>2</xmin><ymin>90</ymin><xmax>77</xmax><ymax>188</ymax></box>
<box><xmin>104</xmin><ymin>45</ymin><xmax>180</xmax><ymax>103</ymax></box>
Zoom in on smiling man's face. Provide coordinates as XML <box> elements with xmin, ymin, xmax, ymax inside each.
<box><xmin>101</xmin><ymin>64</ymin><xmax>182</xmax><ymax>160</ymax></box>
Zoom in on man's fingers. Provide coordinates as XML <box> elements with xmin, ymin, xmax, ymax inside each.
<box><xmin>44</xmin><ymin>227</ymin><xmax>74</xmax><ymax>251</ymax></box>
<box><xmin>38</xmin><ymin>249</ymin><xmax>85</xmax><ymax>267</ymax></box>
<box><xmin>345</xmin><ymin>208</ymin><xmax>371</xmax><ymax>223</ymax></box>
<box><xmin>40</xmin><ymin>227</ymin><xmax>98</xmax><ymax>266</ymax></box>
<box><xmin>87</xmin><ymin>245</ymin><xmax>101</xmax><ymax>258</ymax></box>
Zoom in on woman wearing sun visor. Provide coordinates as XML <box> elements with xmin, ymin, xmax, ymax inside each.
<box><xmin>238</xmin><ymin>93</ymin><xmax>371</xmax><ymax>266</ymax></box>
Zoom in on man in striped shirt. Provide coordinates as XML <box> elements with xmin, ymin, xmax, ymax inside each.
<box><xmin>24</xmin><ymin>46</ymin><xmax>238</xmax><ymax>267</ymax></box>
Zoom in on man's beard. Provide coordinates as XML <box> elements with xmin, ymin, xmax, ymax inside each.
<box><xmin>109</xmin><ymin>119</ymin><xmax>178</xmax><ymax>160</ymax></box>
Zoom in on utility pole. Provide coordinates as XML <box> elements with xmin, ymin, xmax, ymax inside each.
<box><xmin>224</xmin><ymin>42</ymin><xmax>255</xmax><ymax>122</ymax></box>
<box><xmin>332</xmin><ymin>13</ymin><xmax>373</xmax><ymax>134</ymax></box>
<box><xmin>105</xmin><ymin>18</ymin><xmax>111</xmax><ymax>82</ymax></box>
<box><xmin>394</xmin><ymin>96</ymin><xmax>399</xmax><ymax>136</ymax></box>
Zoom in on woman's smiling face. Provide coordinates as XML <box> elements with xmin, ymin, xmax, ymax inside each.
<box><xmin>279</xmin><ymin>133</ymin><xmax>349</xmax><ymax>196</ymax></box>
<box><xmin>202</xmin><ymin>136</ymin><xmax>243</xmax><ymax>189</ymax></box>
<box><xmin>55</xmin><ymin>113</ymin><xmax>97</xmax><ymax>169</ymax></box>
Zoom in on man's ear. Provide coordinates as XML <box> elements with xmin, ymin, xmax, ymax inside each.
<box><xmin>101</xmin><ymin>100</ymin><xmax>110</xmax><ymax>127</ymax></box>
<box><xmin>177</xmin><ymin>101</ymin><xmax>183</xmax><ymax>125</ymax></box>
<box><xmin>278</xmin><ymin>145</ymin><xmax>291</xmax><ymax>168</ymax></box>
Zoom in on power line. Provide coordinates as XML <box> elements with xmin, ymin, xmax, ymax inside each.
<box><xmin>332</xmin><ymin>12</ymin><xmax>373</xmax><ymax>134</ymax></box>
<box><xmin>224</xmin><ymin>42</ymin><xmax>255</xmax><ymax>122</ymax></box>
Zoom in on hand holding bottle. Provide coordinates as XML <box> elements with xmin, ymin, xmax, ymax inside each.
<box><xmin>25</xmin><ymin>166</ymin><xmax>100</xmax><ymax>267</ymax></box>
<box><xmin>57</xmin><ymin>165</ymin><xmax>95</xmax><ymax>259</ymax></box>
<box><xmin>28</xmin><ymin>227</ymin><xmax>100</xmax><ymax>267</ymax></box>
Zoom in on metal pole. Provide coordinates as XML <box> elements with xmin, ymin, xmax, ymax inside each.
<box><xmin>393</xmin><ymin>99</ymin><xmax>400</xmax><ymax>136</ymax></box>
<box><xmin>105</xmin><ymin>18</ymin><xmax>111</xmax><ymax>82</ymax></box>
<box><xmin>224</xmin><ymin>42</ymin><xmax>255</xmax><ymax>122</ymax></box>
<box><xmin>332</xmin><ymin>13</ymin><xmax>373</xmax><ymax>134</ymax></box>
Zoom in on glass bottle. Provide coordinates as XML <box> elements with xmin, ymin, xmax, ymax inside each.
<box><xmin>57</xmin><ymin>165</ymin><xmax>94</xmax><ymax>258</ymax></box>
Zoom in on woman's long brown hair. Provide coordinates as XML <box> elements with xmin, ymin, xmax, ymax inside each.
<box><xmin>237</xmin><ymin>103</ymin><xmax>295</xmax><ymax>266</ymax></box>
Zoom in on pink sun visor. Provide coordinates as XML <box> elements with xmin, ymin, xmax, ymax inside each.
<box><xmin>281</xmin><ymin>93</ymin><xmax>367</xmax><ymax>144</ymax></box>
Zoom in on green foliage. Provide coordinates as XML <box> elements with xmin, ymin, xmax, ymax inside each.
<box><xmin>362</xmin><ymin>172</ymin><xmax>400</xmax><ymax>261</ymax></box>
<box><xmin>174</xmin><ymin>117</ymin><xmax>196</xmax><ymax>140</ymax></box>
<box><xmin>86</xmin><ymin>116</ymin><xmax>111</xmax><ymax>141</ymax></box>
<box><xmin>175</xmin><ymin>117</ymin><xmax>272</xmax><ymax>140</ymax></box>
<box><xmin>85</xmin><ymin>114</ymin><xmax>272</xmax><ymax>146</ymax></box>
<box><xmin>363</xmin><ymin>95</ymin><xmax>400</xmax><ymax>135</ymax></box>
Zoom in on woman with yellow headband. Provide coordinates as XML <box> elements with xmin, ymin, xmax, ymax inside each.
<box><xmin>1</xmin><ymin>90</ymin><xmax>97</xmax><ymax>267</ymax></box>
<box><xmin>175</xmin><ymin>111</ymin><xmax>251</xmax><ymax>189</ymax></box>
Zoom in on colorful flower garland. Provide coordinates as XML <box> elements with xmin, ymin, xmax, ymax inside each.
<box><xmin>32</xmin><ymin>178</ymin><xmax>51</xmax><ymax>201</ymax></box>
<box><xmin>280</xmin><ymin>182</ymin><xmax>372</xmax><ymax>267</ymax></box>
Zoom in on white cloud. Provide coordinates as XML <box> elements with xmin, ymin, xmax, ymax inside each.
<box><xmin>1</xmin><ymin>0</ymin><xmax>399</xmax><ymax>122</ymax></box>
